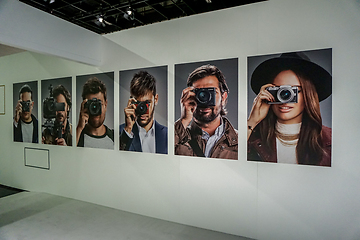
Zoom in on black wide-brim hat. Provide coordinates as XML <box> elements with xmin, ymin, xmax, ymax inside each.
<box><xmin>251</xmin><ymin>51</ymin><xmax>332</xmax><ymax>102</ymax></box>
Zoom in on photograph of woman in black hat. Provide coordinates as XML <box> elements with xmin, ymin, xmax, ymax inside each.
<box><xmin>247</xmin><ymin>49</ymin><xmax>332</xmax><ymax>167</ymax></box>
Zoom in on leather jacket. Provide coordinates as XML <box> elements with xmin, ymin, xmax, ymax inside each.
<box><xmin>175</xmin><ymin>117</ymin><xmax>238</xmax><ymax>160</ymax></box>
<box><xmin>248</xmin><ymin>125</ymin><xmax>331</xmax><ymax>166</ymax></box>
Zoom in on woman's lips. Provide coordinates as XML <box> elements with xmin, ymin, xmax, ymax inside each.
<box><xmin>278</xmin><ymin>106</ymin><xmax>293</xmax><ymax>113</ymax></box>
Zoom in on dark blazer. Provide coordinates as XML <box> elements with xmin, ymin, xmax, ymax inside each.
<box><xmin>14</xmin><ymin>114</ymin><xmax>39</xmax><ymax>143</ymax></box>
<box><xmin>119</xmin><ymin>120</ymin><xmax>168</xmax><ymax>154</ymax></box>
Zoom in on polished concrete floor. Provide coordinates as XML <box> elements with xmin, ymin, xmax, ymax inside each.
<box><xmin>0</xmin><ymin>192</ymin><xmax>254</xmax><ymax>240</ymax></box>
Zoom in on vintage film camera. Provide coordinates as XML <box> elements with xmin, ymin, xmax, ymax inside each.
<box><xmin>132</xmin><ymin>100</ymin><xmax>150</xmax><ymax>116</ymax></box>
<box><xmin>84</xmin><ymin>98</ymin><xmax>102</xmax><ymax>116</ymax></box>
<box><xmin>42</xmin><ymin>85</ymin><xmax>65</xmax><ymax>140</ymax></box>
<box><xmin>266</xmin><ymin>85</ymin><xmax>298</xmax><ymax>104</ymax></box>
<box><xmin>21</xmin><ymin>101</ymin><xmax>31</xmax><ymax>112</ymax></box>
<box><xmin>193</xmin><ymin>87</ymin><xmax>216</xmax><ymax>107</ymax></box>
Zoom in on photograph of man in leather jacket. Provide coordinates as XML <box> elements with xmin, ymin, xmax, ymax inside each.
<box><xmin>175</xmin><ymin>61</ymin><xmax>238</xmax><ymax>160</ymax></box>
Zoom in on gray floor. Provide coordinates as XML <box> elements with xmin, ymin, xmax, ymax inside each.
<box><xmin>0</xmin><ymin>192</ymin><xmax>254</xmax><ymax>240</ymax></box>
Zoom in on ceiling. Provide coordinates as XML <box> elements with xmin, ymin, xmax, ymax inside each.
<box><xmin>19</xmin><ymin>0</ymin><xmax>265</xmax><ymax>35</ymax></box>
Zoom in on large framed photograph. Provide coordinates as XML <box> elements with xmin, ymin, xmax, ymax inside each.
<box><xmin>247</xmin><ymin>48</ymin><xmax>332</xmax><ymax>167</ymax></box>
<box><xmin>76</xmin><ymin>72</ymin><xmax>114</xmax><ymax>150</ymax></box>
<box><xmin>13</xmin><ymin>81</ymin><xmax>39</xmax><ymax>143</ymax></box>
<box><xmin>174</xmin><ymin>58</ymin><xmax>238</xmax><ymax>160</ymax></box>
<box><xmin>119</xmin><ymin>66</ymin><xmax>168</xmax><ymax>155</ymax></box>
<box><xmin>41</xmin><ymin>77</ymin><xmax>72</xmax><ymax>146</ymax></box>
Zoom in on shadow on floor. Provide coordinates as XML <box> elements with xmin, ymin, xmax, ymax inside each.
<box><xmin>0</xmin><ymin>185</ymin><xmax>25</xmax><ymax>198</ymax></box>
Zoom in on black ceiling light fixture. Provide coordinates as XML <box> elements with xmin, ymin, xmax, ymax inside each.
<box><xmin>95</xmin><ymin>14</ymin><xmax>105</xmax><ymax>27</ymax></box>
<box><xmin>123</xmin><ymin>0</ymin><xmax>135</xmax><ymax>21</ymax></box>
<box><xmin>94</xmin><ymin>5</ymin><xmax>113</xmax><ymax>28</ymax></box>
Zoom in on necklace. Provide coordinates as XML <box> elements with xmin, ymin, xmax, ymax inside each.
<box><xmin>275</xmin><ymin>129</ymin><xmax>299</xmax><ymax>146</ymax></box>
<box><xmin>275</xmin><ymin>130</ymin><xmax>299</xmax><ymax>147</ymax></box>
<box><xmin>275</xmin><ymin>121</ymin><xmax>301</xmax><ymax>147</ymax></box>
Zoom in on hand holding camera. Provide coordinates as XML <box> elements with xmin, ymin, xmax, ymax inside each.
<box><xmin>42</xmin><ymin>85</ymin><xmax>66</xmax><ymax>142</ymax></box>
<box><xmin>180</xmin><ymin>87</ymin><xmax>197</xmax><ymax>128</ymax></box>
<box><xmin>123</xmin><ymin>97</ymin><xmax>137</xmax><ymax>134</ymax></box>
<box><xmin>77</xmin><ymin>99</ymin><xmax>90</xmax><ymax>133</ymax></box>
<box><xmin>14</xmin><ymin>100</ymin><xmax>23</xmax><ymax>123</ymax></box>
<box><xmin>77</xmin><ymin>98</ymin><xmax>102</xmax><ymax>132</ymax></box>
<box><xmin>180</xmin><ymin>87</ymin><xmax>217</xmax><ymax>128</ymax></box>
<box><xmin>247</xmin><ymin>83</ymin><xmax>275</xmax><ymax>137</ymax></box>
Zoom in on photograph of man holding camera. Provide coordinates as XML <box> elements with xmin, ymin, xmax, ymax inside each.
<box><xmin>13</xmin><ymin>82</ymin><xmax>39</xmax><ymax>143</ymax></box>
<box><xmin>41</xmin><ymin>78</ymin><xmax>72</xmax><ymax>146</ymax></box>
<box><xmin>174</xmin><ymin>59</ymin><xmax>238</xmax><ymax>160</ymax></box>
<box><xmin>76</xmin><ymin>74</ymin><xmax>114</xmax><ymax>149</ymax></box>
<box><xmin>119</xmin><ymin>67</ymin><xmax>168</xmax><ymax>154</ymax></box>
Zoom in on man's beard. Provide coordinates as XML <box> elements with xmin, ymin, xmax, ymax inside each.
<box><xmin>89</xmin><ymin>115</ymin><xmax>104</xmax><ymax>129</ymax></box>
<box><xmin>56</xmin><ymin>112</ymin><xmax>66</xmax><ymax>124</ymax></box>
<box><xmin>137</xmin><ymin>106</ymin><xmax>155</xmax><ymax>128</ymax></box>
<box><xmin>193</xmin><ymin>106</ymin><xmax>221</xmax><ymax>124</ymax></box>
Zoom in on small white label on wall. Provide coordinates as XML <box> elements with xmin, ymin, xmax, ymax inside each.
<box><xmin>24</xmin><ymin>147</ymin><xmax>50</xmax><ymax>170</ymax></box>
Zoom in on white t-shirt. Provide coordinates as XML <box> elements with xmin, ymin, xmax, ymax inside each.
<box><xmin>14</xmin><ymin>119</ymin><xmax>34</xmax><ymax>143</ymax></box>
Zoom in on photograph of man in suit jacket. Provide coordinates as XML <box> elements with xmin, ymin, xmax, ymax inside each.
<box><xmin>120</xmin><ymin>71</ymin><xmax>168</xmax><ymax>154</ymax></box>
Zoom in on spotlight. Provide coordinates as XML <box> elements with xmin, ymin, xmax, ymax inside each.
<box><xmin>124</xmin><ymin>7</ymin><xmax>135</xmax><ymax>21</ymax></box>
<box><xmin>126</xmin><ymin>7</ymin><xmax>133</xmax><ymax>16</ymax></box>
<box><xmin>95</xmin><ymin>14</ymin><xmax>106</xmax><ymax>27</ymax></box>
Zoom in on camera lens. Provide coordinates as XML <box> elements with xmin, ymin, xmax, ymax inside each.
<box><xmin>197</xmin><ymin>90</ymin><xmax>211</xmax><ymax>104</ymax></box>
<box><xmin>135</xmin><ymin>101</ymin><xmax>148</xmax><ymax>116</ymax></box>
<box><xmin>277</xmin><ymin>87</ymin><xmax>294</xmax><ymax>103</ymax></box>
<box><xmin>279</xmin><ymin>90</ymin><xmax>291</xmax><ymax>100</ymax></box>
<box><xmin>21</xmin><ymin>101</ymin><xmax>30</xmax><ymax>112</ymax></box>
<box><xmin>89</xmin><ymin>101</ymin><xmax>101</xmax><ymax>116</ymax></box>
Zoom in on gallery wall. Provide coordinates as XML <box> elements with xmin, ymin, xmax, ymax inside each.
<box><xmin>0</xmin><ymin>0</ymin><xmax>102</xmax><ymax>65</ymax></box>
<box><xmin>1</xmin><ymin>0</ymin><xmax>360</xmax><ymax>240</ymax></box>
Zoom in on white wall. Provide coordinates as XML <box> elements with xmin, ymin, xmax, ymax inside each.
<box><xmin>0</xmin><ymin>0</ymin><xmax>102</xmax><ymax>65</ymax></box>
<box><xmin>1</xmin><ymin>0</ymin><xmax>360</xmax><ymax>240</ymax></box>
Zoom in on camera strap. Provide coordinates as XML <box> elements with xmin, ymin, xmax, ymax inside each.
<box><xmin>188</xmin><ymin>134</ymin><xmax>205</xmax><ymax>158</ymax></box>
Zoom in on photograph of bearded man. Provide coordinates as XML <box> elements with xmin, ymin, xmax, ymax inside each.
<box><xmin>76</xmin><ymin>72</ymin><xmax>114</xmax><ymax>150</ymax></box>
<box><xmin>41</xmin><ymin>77</ymin><xmax>72</xmax><ymax>146</ymax></box>
<box><xmin>174</xmin><ymin>58</ymin><xmax>238</xmax><ymax>160</ymax></box>
<box><xmin>119</xmin><ymin>66</ymin><xmax>168</xmax><ymax>154</ymax></box>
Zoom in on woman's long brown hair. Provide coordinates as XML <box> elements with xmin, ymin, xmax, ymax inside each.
<box><xmin>259</xmin><ymin>69</ymin><xmax>327</xmax><ymax>165</ymax></box>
